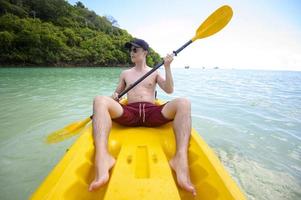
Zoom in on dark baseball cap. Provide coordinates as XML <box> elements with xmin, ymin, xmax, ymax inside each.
<box><xmin>125</xmin><ymin>38</ymin><xmax>149</xmax><ymax>51</ymax></box>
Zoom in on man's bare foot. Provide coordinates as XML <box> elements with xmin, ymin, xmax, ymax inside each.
<box><xmin>89</xmin><ymin>153</ymin><xmax>116</xmax><ymax>191</ymax></box>
<box><xmin>169</xmin><ymin>155</ymin><xmax>197</xmax><ymax>196</ymax></box>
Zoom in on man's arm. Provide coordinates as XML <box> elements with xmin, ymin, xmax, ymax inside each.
<box><xmin>112</xmin><ymin>71</ymin><xmax>126</xmax><ymax>100</ymax></box>
<box><xmin>157</xmin><ymin>54</ymin><xmax>174</xmax><ymax>94</ymax></box>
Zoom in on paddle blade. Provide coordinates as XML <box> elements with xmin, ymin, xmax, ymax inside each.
<box><xmin>46</xmin><ymin>117</ymin><xmax>91</xmax><ymax>144</ymax></box>
<box><xmin>192</xmin><ymin>5</ymin><xmax>233</xmax><ymax>41</ymax></box>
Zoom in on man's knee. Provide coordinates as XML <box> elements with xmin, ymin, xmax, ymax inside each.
<box><xmin>93</xmin><ymin>96</ymin><xmax>111</xmax><ymax>107</ymax></box>
<box><xmin>176</xmin><ymin>98</ymin><xmax>191</xmax><ymax>109</ymax></box>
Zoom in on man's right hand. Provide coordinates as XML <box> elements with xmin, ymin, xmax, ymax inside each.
<box><xmin>111</xmin><ymin>92</ymin><xmax>119</xmax><ymax>101</ymax></box>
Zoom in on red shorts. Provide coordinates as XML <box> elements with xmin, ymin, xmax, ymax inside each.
<box><xmin>112</xmin><ymin>102</ymin><xmax>173</xmax><ymax>127</ymax></box>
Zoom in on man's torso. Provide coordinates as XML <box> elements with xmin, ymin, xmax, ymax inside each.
<box><xmin>123</xmin><ymin>67</ymin><xmax>158</xmax><ymax>104</ymax></box>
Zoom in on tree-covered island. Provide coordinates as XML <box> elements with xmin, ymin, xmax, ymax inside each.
<box><xmin>0</xmin><ymin>0</ymin><xmax>161</xmax><ymax>67</ymax></box>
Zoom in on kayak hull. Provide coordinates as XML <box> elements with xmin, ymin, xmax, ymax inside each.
<box><xmin>31</xmin><ymin>122</ymin><xmax>246</xmax><ymax>199</ymax></box>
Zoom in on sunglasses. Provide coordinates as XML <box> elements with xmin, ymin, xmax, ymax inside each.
<box><xmin>129</xmin><ymin>47</ymin><xmax>141</xmax><ymax>53</ymax></box>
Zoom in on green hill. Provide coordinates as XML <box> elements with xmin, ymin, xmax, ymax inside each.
<box><xmin>0</xmin><ymin>0</ymin><xmax>161</xmax><ymax>67</ymax></box>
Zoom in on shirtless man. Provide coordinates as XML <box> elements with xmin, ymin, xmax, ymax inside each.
<box><xmin>89</xmin><ymin>38</ymin><xmax>196</xmax><ymax>196</ymax></box>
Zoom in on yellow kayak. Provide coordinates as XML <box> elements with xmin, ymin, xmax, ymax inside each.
<box><xmin>31</xmin><ymin>123</ymin><xmax>246</xmax><ymax>199</ymax></box>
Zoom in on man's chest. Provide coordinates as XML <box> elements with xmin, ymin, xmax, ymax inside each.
<box><xmin>125</xmin><ymin>73</ymin><xmax>157</xmax><ymax>89</ymax></box>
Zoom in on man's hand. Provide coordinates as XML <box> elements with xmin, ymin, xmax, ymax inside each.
<box><xmin>163</xmin><ymin>54</ymin><xmax>174</xmax><ymax>68</ymax></box>
<box><xmin>111</xmin><ymin>92</ymin><xmax>119</xmax><ymax>101</ymax></box>
<box><xmin>158</xmin><ymin>54</ymin><xmax>174</xmax><ymax>93</ymax></box>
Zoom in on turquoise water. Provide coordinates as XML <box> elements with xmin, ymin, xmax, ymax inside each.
<box><xmin>0</xmin><ymin>67</ymin><xmax>300</xmax><ymax>199</ymax></box>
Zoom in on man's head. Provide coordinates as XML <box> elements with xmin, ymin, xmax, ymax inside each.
<box><xmin>125</xmin><ymin>38</ymin><xmax>149</xmax><ymax>63</ymax></box>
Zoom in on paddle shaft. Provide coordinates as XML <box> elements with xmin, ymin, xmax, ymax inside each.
<box><xmin>118</xmin><ymin>39</ymin><xmax>193</xmax><ymax>99</ymax></box>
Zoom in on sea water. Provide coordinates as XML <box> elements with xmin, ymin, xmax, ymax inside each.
<box><xmin>0</xmin><ymin>67</ymin><xmax>300</xmax><ymax>199</ymax></box>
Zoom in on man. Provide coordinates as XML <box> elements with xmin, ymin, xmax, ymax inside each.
<box><xmin>89</xmin><ymin>38</ymin><xmax>196</xmax><ymax>196</ymax></box>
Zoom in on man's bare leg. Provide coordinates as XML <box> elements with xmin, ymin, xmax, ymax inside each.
<box><xmin>161</xmin><ymin>98</ymin><xmax>196</xmax><ymax>196</ymax></box>
<box><xmin>89</xmin><ymin>96</ymin><xmax>123</xmax><ymax>191</ymax></box>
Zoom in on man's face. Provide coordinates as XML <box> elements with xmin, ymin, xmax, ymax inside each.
<box><xmin>130</xmin><ymin>46</ymin><xmax>147</xmax><ymax>63</ymax></box>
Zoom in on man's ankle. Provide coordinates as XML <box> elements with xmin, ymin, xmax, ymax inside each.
<box><xmin>175</xmin><ymin>150</ymin><xmax>188</xmax><ymax>157</ymax></box>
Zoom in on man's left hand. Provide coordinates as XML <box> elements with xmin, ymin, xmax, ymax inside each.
<box><xmin>163</xmin><ymin>54</ymin><xmax>174</xmax><ymax>68</ymax></box>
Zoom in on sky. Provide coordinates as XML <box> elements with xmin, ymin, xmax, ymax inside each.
<box><xmin>68</xmin><ymin>0</ymin><xmax>301</xmax><ymax>71</ymax></box>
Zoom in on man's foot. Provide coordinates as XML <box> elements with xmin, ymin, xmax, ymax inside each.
<box><xmin>89</xmin><ymin>153</ymin><xmax>116</xmax><ymax>191</ymax></box>
<box><xmin>169</xmin><ymin>155</ymin><xmax>197</xmax><ymax>196</ymax></box>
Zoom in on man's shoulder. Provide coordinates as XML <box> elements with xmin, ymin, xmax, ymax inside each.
<box><xmin>120</xmin><ymin>67</ymin><xmax>134</xmax><ymax>78</ymax></box>
<box><xmin>121</xmin><ymin>68</ymin><xmax>132</xmax><ymax>74</ymax></box>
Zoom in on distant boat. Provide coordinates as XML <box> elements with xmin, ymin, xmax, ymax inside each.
<box><xmin>184</xmin><ymin>65</ymin><xmax>190</xmax><ymax>69</ymax></box>
<box><xmin>214</xmin><ymin>66</ymin><xmax>219</xmax><ymax>69</ymax></box>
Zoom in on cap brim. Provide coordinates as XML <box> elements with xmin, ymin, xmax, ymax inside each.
<box><xmin>124</xmin><ymin>42</ymin><xmax>142</xmax><ymax>49</ymax></box>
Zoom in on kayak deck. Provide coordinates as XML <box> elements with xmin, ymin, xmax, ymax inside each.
<box><xmin>31</xmin><ymin>122</ymin><xmax>246</xmax><ymax>200</ymax></box>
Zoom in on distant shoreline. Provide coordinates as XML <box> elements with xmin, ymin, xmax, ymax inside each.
<box><xmin>0</xmin><ymin>64</ymin><xmax>131</xmax><ymax>68</ymax></box>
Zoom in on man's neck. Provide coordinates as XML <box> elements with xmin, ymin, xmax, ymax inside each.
<box><xmin>134</xmin><ymin>60</ymin><xmax>147</xmax><ymax>71</ymax></box>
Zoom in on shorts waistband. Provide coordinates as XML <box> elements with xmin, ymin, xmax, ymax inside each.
<box><xmin>126</xmin><ymin>101</ymin><xmax>156</xmax><ymax>106</ymax></box>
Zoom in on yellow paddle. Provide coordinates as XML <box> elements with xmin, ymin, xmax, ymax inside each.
<box><xmin>46</xmin><ymin>117</ymin><xmax>91</xmax><ymax>144</ymax></box>
<box><xmin>46</xmin><ymin>5</ymin><xmax>233</xmax><ymax>144</ymax></box>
